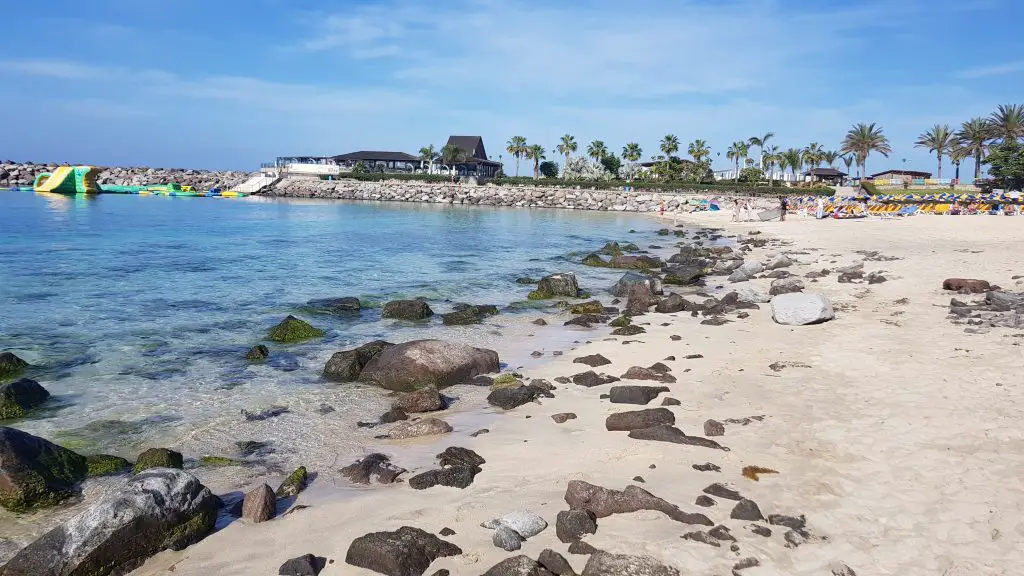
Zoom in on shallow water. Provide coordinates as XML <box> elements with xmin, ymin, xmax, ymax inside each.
<box><xmin>0</xmin><ymin>191</ymin><xmax>665</xmax><ymax>544</ymax></box>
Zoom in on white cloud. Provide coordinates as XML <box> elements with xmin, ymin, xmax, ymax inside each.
<box><xmin>0</xmin><ymin>59</ymin><xmax>113</xmax><ymax>80</ymax></box>
<box><xmin>956</xmin><ymin>60</ymin><xmax>1024</xmax><ymax>79</ymax></box>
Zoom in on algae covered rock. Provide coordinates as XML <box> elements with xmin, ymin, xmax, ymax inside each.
<box><xmin>266</xmin><ymin>315</ymin><xmax>325</xmax><ymax>343</ymax></box>
<box><xmin>582</xmin><ymin>254</ymin><xmax>608</xmax><ymax>267</ymax></box>
<box><xmin>199</xmin><ymin>455</ymin><xmax>245</xmax><ymax>467</ymax></box>
<box><xmin>382</xmin><ymin>299</ymin><xmax>434</xmax><ymax>321</ymax></box>
<box><xmin>609</xmin><ymin>315</ymin><xmax>631</xmax><ymax>328</ymax></box>
<box><xmin>86</xmin><ymin>454</ymin><xmax>132</xmax><ymax>477</ymax></box>
<box><xmin>276</xmin><ymin>465</ymin><xmax>309</xmax><ymax>498</ymax></box>
<box><xmin>244</xmin><ymin>344</ymin><xmax>269</xmax><ymax>361</ymax></box>
<box><xmin>529</xmin><ymin>273</ymin><xmax>582</xmax><ymax>300</ymax></box>
<box><xmin>0</xmin><ymin>352</ymin><xmax>29</xmax><ymax>381</ymax></box>
<box><xmin>133</xmin><ymin>447</ymin><xmax>184</xmax><ymax>475</ymax></box>
<box><xmin>442</xmin><ymin>304</ymin><xmax>499</xmax><ymax>326</ymax></box>
<box><xmin>0</xmin><ymin>378</ymin><xmax>50</xmax><ymax>419</ymax></box>
<box><xmin>569</xmin><ymin>300</ymin><xmax>604</xmax><ymax>314</ymax></box>
<box><xmin>0</xmin><ymin>426</ymin><xmax>88</xmax><ymax>512</ymax></box>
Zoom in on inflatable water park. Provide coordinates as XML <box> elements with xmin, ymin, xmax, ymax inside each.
<box><xmin>3</xmin><ymin>166</ymin><xmax>247</xmax><ymax>198</ymax></box>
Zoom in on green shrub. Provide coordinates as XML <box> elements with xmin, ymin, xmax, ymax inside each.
<box><xmin>860</xmin><ymin>180</ymin><xmax>879</xmax><ymax>196</ymax></box>
<box><xmin>539</xmin><ymin>161</ymin><xmax>559</xmax><ymax>178</ymax></box>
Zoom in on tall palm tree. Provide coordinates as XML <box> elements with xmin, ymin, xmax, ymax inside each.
<box><xmin>949</xmin><ymin>146</ymin><xmax>968</xmax><ymax>183</ymax></box>
<box><xmin>440</xmin><ymin>143</ymin><xmax>466</xmax><ymax>177</ymax></box>
<box><xmin>747</xmin><ymin>132</ymin><xmax>774</xmax><ymax>169</ymax></box>
<box><xmin>841</xmin><ymin>154</ymin><xmax>855</xmax><ymax>178</ymax></box>
<box><xmin>621</xmin><ymin>142</ymin><xmax>643</xmax><ymax>162</ymax></box>
<box><xmin>587</xmin><ymin>140</ymin><xmax>607</xmax><ymax>163</ymax></box>
<box><xmin>782</xmin><ymin>148</ymin><xmax>803</xmax><ymax>181</ymax></box>
<box><xmin>506</xmin><ymin>136</ymin><xmax>528</xmax><ymax>177</ymax></box>
<box><xmin>914</xmin><ymin>124</ymin><xmax>955</xmax><ymax>179</ymax></box>
<box><xmin>763</xmin><ymin>145</ymin><xmax>780</xmax><ymax>182</ymax></box>
<box><xmin>527</xmin><ymin>144</ymin><xmax>545</xmax><ymax>179</ymax></box>
<box><xmin>726</xmin><ymin>141</ymin><xmax>749</xmax><ymax>179</ymax></box>
<box><xmin>822</xmin><ymin>150</ymin><xmax>840</xmax><ymax>168</ymax></box>
<box><xmin>840</xmin><ymin>122</ymin><xmax>891</xmax><ymax>178</ymax></box>
<box><xmin>418</xmin><ymin>144</ymin><xmax>438</xmax><ymax>173</ymax></box>
<box><xmin>556</xmin><ymin>134</ymin><xmax>577</xmax><ymax>167</ymax></box>
<box><xmin>955</xmin><ymin>117</ymin><xmax>990</xmax><ymax>180</ymax></box>
<box><xmin>987</xmin><ymin>104</ymin><xmax>1024</xmax><ymax>143</ymax></box>
<box><xmin>660</xmin><ymin>134</ymin><xmax>680</xmax><ymax>159</ymax></box>
<box><xmin>802</xmin><ymin>143</ymin><xmax>823</xmax><ymax>181</ymax></box>
<box><xmin>776</xmin><ymin>155</ymin><xmax>789</xmax><ymax>182</ymax></box>
<box><xmin>687</xmin><ymin>139</ymin><xmax>710</xmax><ymax>164</ymax></box>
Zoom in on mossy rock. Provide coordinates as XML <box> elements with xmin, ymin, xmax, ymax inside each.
<box><xmin>609</xmin><ymin>315</ymin><xmax>632</xmax><ymax>328</ymax></box>
<box><xmin>527</xmin><ymin>290</ymin><xmax>553</xmax><ymax>301</ymax></box>
<box><xmin>132</xmin><ymin>447</ymin><xmax>184</xmax><ymax>475</ymax></box>
<box><xmin>245</xmin><ymin>344</ymin><xmax>269</xmax><ymax>361</ymax></box>
<box><xmin>0</xmin><ymin>426</ymin><xmax>88</xmax><ymax>512</ymax></box>
<box><xmin>621</xmin><ymin>243</ymin><xmax>641</xmax><ymax>252</ymax></box>
<box><xmin>199</xmin><ymin>455</ymin><xmax>245</xmax><ymax>467</ymax></box>
<box><xmin>490</xmin><ymin>376</ymin><xmax>523</xmax><ymax>392</ymax></box>
<box><xmin>266</xmin><ymin>315</ymin><xmax>325</xmax><ymax>343</ymax></box>
<box><xmin>599</xmin><ymin>242</ymin><xmax>623</xmax><ymax>257</ymax></box>
<box><xmin>236</xmin><ymin>440</ymin><xmax>272</xmax><ymax>457</ymax></box>
<box><xmin>0</xmin><ymin>378</ymin><xmax>50</xmax><ymax>420</ymax></box>
<box><xmin>276</xmin><ymin>465</ymin><xmax>308</xmax><ymax>498</ymax></box>
<box><xmin>657</xmin><ymin>228</ymin><xmax>671</xmax><ymax>236</ymax></box>
<box><xmin>569</xmin><ymin>300</ymin><xmax>604</xmax><ymax>315</ymax></box>
<box><xmin>0</xmin><ymin>352</ymin><xmax>28</xmax><ymax>381</ymax></box>
<box><xmin>492</xmin><ymin>373</ymin><xmax>518</xmax><ymax>386</ymax></box>
<box><xmin>86</xmin><ymin>454</ymin><xmax>132</xmax><ymax>477</ymax></box>
<box><xmin>582</xmin><ymin>254</ymin><xmax>608</xmax><ymax>267</ymax></box>
<box><xmin>611</xmin><ymin>325</ymin><xmax>647</xmax><ymax>336</ymax></box>
<box><xmin>166</xmin><ymin>504</ymin><xmax>217</xmax><ymax>549</ymax></box>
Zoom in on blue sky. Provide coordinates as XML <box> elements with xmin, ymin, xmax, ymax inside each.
<box><xmin>0</xmin><ymin>0</ymin><xmax>1020</xmax><ymax>177</ymax></box>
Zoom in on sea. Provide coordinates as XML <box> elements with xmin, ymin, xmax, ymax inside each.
<box><xmin>0</xmin><ymin>191</ymin><xmax>664</xmax><ymax>548</ymax></box>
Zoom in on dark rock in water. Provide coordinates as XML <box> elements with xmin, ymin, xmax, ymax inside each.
<box><xmin>0</xmin><ymin>468</ymin><xmax>217</xmax><ymax>576</ymax></box>
<box><xmin>703</xmin><ymin>419</ymin><xmax>725</xmax><ymax>437</ymax></box>
<box><xmin>625</xmin><ymin>284</ymin><xmax>658</xmax><ymax>315</ymax></box>
<box><xmin>0</xmin><ymin>427</ymin><xmax>87</xmax><ymax>512</ymax></box>
<box><xmin>608</xmin><ymin>385</ymin><xmax>669</xmax><ymax>405</ymax></box>
<box><xmin>608</xmin><ymin>255</ymin><xmax>663</xmax><ymax>270</ymax></box>
<box><xmin>552</xmin><ymin>413</ymin><xmax>577</xmax><ymax>424</ymax></box>
<box><xmin>442</xmin><ymin>304</ymin><xmax>499</xmax><ymax>325</ymax></box>
<box><xmin>600</xmin><ymin>241</ymin><xmax>624</xmax><ymax>256</ymax></box>
<box><xmin>316</xmin><ymin>403</ymin><xmax>335</xmax><ymax>415</ymax></box>
<box><xmin>694</xmin><ymin>495</ymin><xmax>715</xmax><ymax>507</ymax></box>
<box><xmin>236</xmin><ymin>440</ymin><xmax>272</xmax><ymax>457</ymax></box>
<box><xmin>379</xmin><ymin>407</ymin><xmax>410</xmax><ymax>423</ymax></box>
<box><xmin>556</xmin><ymin>509</ymin><xmax>598</xmax><ymax>543</ymax></box>
<box><xmin>564</xmin><ymin>480</ymin><xmax>712</xmax><ymax>526</ymax></box>
<box><xmin>266</xmin><ymin>315</ymin><xmax>325</xmax><ymax>343</ymax></box>
<box><xmin>538</xmin><ymin>549</ymin><xmax>576</xmax><ymax>576</ymax></box>
<box><xmin>244</xmin><ymin>344</ymin><xmax>269</xmax><ymax>361</ymax></box>
<box><xmin>611</xmin><ymin>325</ymin><xmax>646</xmax><ymax>336</ymax></box>
<box><xmin>784</xmin><ymin>528</ymin><xmax>808</xmax><ymax>548</ymax></box>
<box><xmin>488</xmin><ymin>385</ymin><xmax>553</xmax><ymax>410</ymax></box>
<box><xmin>703</xmin><ymin>483</ymin><xmax>743</xmax><ymax>500</ymax></box>
<box><xmin>627</xmin><ymin>426</ymin><xmax>727</xmax><ymax>450</ymax></box>
<box><xmin>85</xmin><ymin>454</ymin><xmax>131</xmax><ymax>477</ymax></box>
<box><xmin>867</xmin><ymin>271</ymin><xmax>887</xmax><ymax>284</ymax></box>
<box><xmin>242</xmin><ymin>483</ymin><xmax>276</xmax><ymax>523</ymax></box>
<box><xmin>0</xmin><ymin>378</ymin><xmax>50</xmax><ymax>419</ymax></box>
<box><xmin>567</xmin><ymin>540</ymin><xmax>599</xmax><ymax>555</ymax></box>
<box><xmin>323</xmin><ymin>340</ymin><xmax>394</xmax><ymax>382</ymax></box>
<box><xmin>693</xmin><ymin>462</ymin><xmax>721</xmax><ymax>472</ymax></box>
<box><xmin>516</xmin><ymin>277</ymin><xmax>538</xmax><ymax>285</ymax></box>
<box><xmin>581</xmin><ymin>551</ymin><xmax>680</xmax><ymax>576</ymax></box>
<box><xmin>606</xmin><ymin>408</ymin><xmax>675</xmax><ymax>431</ymax></box>
<box><xmin>392</xmin><ymin>385</ymin><xmax>444</xmax><ymax>413</ymax></box>
<box><xmin>242</xmin><ymin>405</ymin><xmax>289</xmax><ymax>421</ymax></box>
<box><xmin>0</xmin><ymin>352</ymin><xmax>29</xmax><ymax>381</ymax></box>
<box><xmin>133</xmin><ymin>447</ymin><xmax>183</xmax><ymax>475</ymax></box>
<box><xmin>382</xmin><ymin>299</ymin><xmax>434</xmax><ymax>321</ymax></box>
<box><xmin>838</xmin><ymin>271</ymin><xmax>864</xmax><ymax>284</ymax></box>
<box><xmin>530</xmin><ymin>273</ymin><xmax>582</xmax><ymax>300</ymax></box>
<box><xmin>276</xmin><ymin>466</ymin><xmax>309</xmax><ymax>497</ymax></box>
<box><xmin>621</xmin><ymin>366</ymin><xmax>676</xmax><ymax>384</ymax></box>
<box><xmin>306</xmin><ymin>296</ymin><xmax>361</xmax><ymax>314</ymax></box>
<box><xmin>482</xmin><ymin>555</ymin><xmax>553</xmax><ymax>575</ymax></box>
<box><xmin>943</xmin><ymin>278</ymin><xmax>991</xmax><ymax>293</ymax></box>
<box><xmin>345</xmin><ymin>526</ymin><xmax>461</xmax><ymax>576</ymax></box>
<box><xmin>359</xmin><ymin>339</ymin><xmax>499</xmax><ymax>392</ymax></box>
<box><xmin>583</xmin><ymin>253</ymin><xmax>608</xmax><ymax>267</ymax></box>
<box><xmin>682</xmin><ymin>530</ymin><xmax>720</xmax><ymax>547</ymax></box>
<box><xmin>571</xmin><ymin>371</ymin><xmax>619</xmax><ymax>388</ymax></box>
<box><xmin>278</xmin><ymin>553</ymin><xmax>327</xmax><ymax>576</ymax></box>
<box><xmin>342</xmin><ymin>454</ymin><xmax>406</xmax><ymax>485</ymax></box>
<box><xmin>573</xmin><ymin>354</ymin><xmax>611</xmax><ymax>368</ymax></box>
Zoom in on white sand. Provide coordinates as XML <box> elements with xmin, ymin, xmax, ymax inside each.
<box><xmin>133</xmin><ymin>213</ymin><xmax>1024</xmax><ymax>576</ymax></box>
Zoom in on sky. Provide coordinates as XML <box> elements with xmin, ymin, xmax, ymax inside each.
<box><xmin>0</xmin><ymin>0</ymin><xmax>1020</xmax><ymax>177</ymax></box>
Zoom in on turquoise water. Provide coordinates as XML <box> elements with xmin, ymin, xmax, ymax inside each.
<box><xmin>0</xmin><ymin>192</ymin><xmax>659</xmax><ymax>538</ymax></box>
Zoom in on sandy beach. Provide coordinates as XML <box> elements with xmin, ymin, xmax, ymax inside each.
<box><xmin>123</xmin><ymin>212</ymin><xmax>1024</xmax><ymax>576</ymax></box>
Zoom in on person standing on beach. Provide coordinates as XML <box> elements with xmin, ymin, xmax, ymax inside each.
<box><xmin>780</xmin><ymin>196</ymin><xmax>788</xmax><ymax>221</ymax></box>
<box><xmin>732</xmin><ymin>199</ymin><xmax>741</xmax><ymax>222</ymax></box>
<box><xmin>816</xmin><ymin>196</ymin><xmax>825</xmax><ymax>219</ymax></box>
<box><xmin>659</xmin><ymin>201</ymin><xmax>666</xmax><ymax>220</ymax></box>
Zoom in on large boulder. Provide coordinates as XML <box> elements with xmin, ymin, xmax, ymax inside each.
<box><xmin>663</xmin><ymin>265</ymin><xmax>706</xmax><ymax>286</ymax></box>
<box><xmin>771</xmin><ymin>293</ymin><xmax>835</xmax><ymax>326</ymax></box>
<box><xmin>359</xmin><ymin>339</ymin><xmax>499</xmax><ymax>392</ymax></box>
<box><xmin>581</xmin><ymin>552</ymin><xmax>679</xmax><ymax>576</ymax></box>
<box><xmin>529</xmin><ymin>273</ymin><xmax>581</xmax><ymax>300</ymax></box>
<box><xmin>0</xmin><ymin>468</ymin><xmax>217</xmax><ymax>576</ymax></box>
<box><xmin>610</xmin><ymin>272</ymin><xmax>663</xmax><ymax>297</ymax></box>
<box><xmin>0</xmin><ymin>352</ymin><xmax>28</xmax><ymax>381</ymax></box>
<box><xmin>605</xmin><ymin>408</ymin><xmax>676</xmax><ymax>431</ymax></box>
<box><xmin>625</xmin><ymin>284</ymin><xmax>658</xmax><ymax>315</ymax></box>
<box><xmin>942</xmin><ymin>278</ymin><xmax>991</xmax><ymax>293</ymax></box>
<box><xmin>345</xmin><ymin>526</ymin><xmax>461</xmax><ymax>576</ymax></box>
<box><xmin>323</xmin><ymin>340</ymin><xmax>393</xmax><ymax>382</ymax></box>
<box><xmin>133</xmin><ymin>448</ymin><xmax>183</xmax><ymax>475</ymax></box>
<box><xmin>607</xmin><ymin>255</ymin><xmax>662</xmax><ymax>270</ymax></box>
<box><xmin>382</xmin><ymin>300</ymin><xmax>434</xmax><ymax>321</ymax></box>
<box><xmin>0</xmin><ymin>427</ymin><xmax>87</xmax><ymax>512</ymax></box>
<box><xmin>266</xmin><ymin>315</ymin><xmax>325</xmax><ymax>343</ymax></box>
<box><xmin>0</xmin><ymin>379</ymin><xmax>50</xmax><ymax>419</ymax></box>
<box><xmin>482</xmin><ymin>556</ymin><xmax>556</xmax><ymax>576</ymax></box>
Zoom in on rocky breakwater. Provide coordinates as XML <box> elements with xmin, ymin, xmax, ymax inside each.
<box><xmin>265</xmin><ymin>177</ymin><xmax>704</xmax><ymax>212</ymax></box>
<box><xmin>0</xmin><ymin>161</ymin><xmax>251</xmax><ymax>190</ymax></box>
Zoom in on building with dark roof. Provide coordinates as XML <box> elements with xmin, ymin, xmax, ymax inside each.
<box><xmin>804</xmin><ymin>167</ymin><xmax>848</xmax><ymax>184</ymax></box>
<box><xmin>331</xmin><ymin>151</ymin><xmax>421</xmax><ymax>173</ymax></box>
<box><xmin>444</xmin><ymin>136</ymin><xmax>502</xmax><ymax>178</ymax></box>
<box><xmin>870</xmin><ymin>169</ymin><xmax>932</xmax><ymax>180</ymax></box>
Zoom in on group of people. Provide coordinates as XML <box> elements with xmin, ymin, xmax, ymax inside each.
<box><xmin>730</xmin><ymin>199</ymin><xmax>764</xmax><ymax>222</ymax></box>
<box><xmin>949</xmin><ymin>201</ymin><xmax>1019</xmax><ymax>216</ymax></box>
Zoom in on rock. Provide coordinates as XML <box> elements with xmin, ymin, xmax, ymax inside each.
<box><xmin>703</xmin><ymin>483</ymin><xmax>742</xmax><ymax>500</ymax></box>
<box><xmin>442</xmin><ymin>304</ymin><xmax>499</xmax><ymax>325</ymax></box>
<box><xmin>768</xmin><ymin>514</ymin><xmax>807</xmax><ymax>531</ymax></box>
<box><xmin>564</xmin><ymin>314</ymin><xmax>611</xmax><ymax>328</ymax></box>
<box><xmin>236</xmin><ymin>440</ymin><xmax>272</xmax><ymax>457</ymax></box>
<box><xmin>266</xmin><ymin>315</ymin><xmax>325</xmax><ymax>342</ymax></box>
<box><xmin>470</xmin><ymin>428</ymin><xmax>489</xmax><ymax>437</ymax></box>
<box><xmin>610</xmin><ymin>272</ymin><xmax>663</xmax><ymax>297</ymax></box>
<box><xmin>323</xmin><ymin>340</ymin><xmax>394</xmax><ymax>382</ymax></box>
<box><xmin>85</xmin><ymin>454</ymin><xmax>131</xmax><ymax>477</ymax></box>
<box><xmin>482</xmin><ymin>556</ymin><xmax>555</xmax><ymax>576</ymax></box>
<box><xmin>133</xmin><ymin>447</ymin><xmax>183</xmax><ymax>475</ymax></box>
<box><xmin>581</xmin><ymin>551</ymin><xmax>680</xmax><ymax>576</ymax></box>
<box><xmin>611</xmin><ymin>325</ymin><xmax>646</xmax><ymax>336</ymax></box>
<box><xmin>242</xmin><ymin>406</ymin><xmax>289</xmax><ymax>421</ymax></box>
<box><xmin>661</xmin><ymin>397</ymin><xmax>681</xmax><ymax>406</ymax></box>
<box><xmin>245</xmin><ymin>344</ymin><xmax>269</xmax><ymax>361</ymax></box>
<box><xmin>567</xmin><ymin>541</ymin><xmax>599</xmax><ymax>555</ymax></box>
<box><xmin>621</xmin><ymin>366</ymin><xmax>675</xmax><ymax>383</ymax></box>
<box><xmin>344</xmin><ymin>526</ymin><xmax>461</xmax><ymax>576</ymax></box>
<box><xmin>730</xmin><ymin>499</ymin><xmax>764</xmax><ymax>521</ymax></box>
<box><xmin>770</xmin><ymin>293</ymin><xmax>835</xmax><ymax>325</ymax></box>
<box><xmin>487</xmin><ymin>385</ymin><xmax>551</xmax><ymax>410</ymax></box>
<box><xmin>943</xmin><ymin>278</ymin><xmax>991</xmax><ymax>293</ymax></box>
<box><xmin>0</xmin><ymin>378</ymin><xmax>50</xmax><ymax>419</ymax></box>
<box><xmin>552</xmin><ymin>413</ymin><xmax>577</xmax><ymax>423</ymax></box>
<box><xmin>703</xmin><ymin>419</ymin><xmax>725</xmax><ymax>436</ymax></box>
<box><xmin>663</xmin><ymin>265</ymin><xmax>706</xmax><ymax>286</ymax></box>
<box><xmin>733</xmin><ymin>557</ymin><xmax>760</xmax><ymax>572</ymax></box>
<box><xmin>573</xmin><ymin>354</ymin><xmax>611</xmax><ymax>367</ymax></box>
<box><xmin>491</xmin><ymin>374</ymin><xmax>523</xmax><ymax>391</ymax></box>
<box><xmin>568</xmin><ymin>300</ymin><xmax>604</xmax><ymax>314</ymax></box>
<box><xmin>628</xmin><ymin>425</ymin><xmax>727</xmax><ymax>450</ymax></box>
<box><xmin>734</xmin><ymin>287</ymin><xmax>770</xmax><ymax>305</ymax></box>
<box><xmin>748</xmin><ymin>524</ymin><xmax>772</xmax><ymax>537</ymax></box>
<box><xmin>0</xmin><ymin>468</ymin><xmax>216</xmax><ymax>576</ymax></box>
<box><xmin>556</xmin><ymin>509</ymin><xmax>598</xmax><ymax>543</ymax></box>
<box><xmin>765</xmin><ymin>255</ymin><xmax>793</xmax><ymax>270</ymax></box>
<box><xmin>838</xmin><ymin>270</ymin><xmax>864</xmax><ymax>283</ymax></box>
<box><xmin>532</xmin><ymin>318</ymin><xmax>548</xmax><ymax>326</ymax></box>
<box><xmin>388</xmin><ymin>418</ymin><xmax>453</xmax><ymax>439</ymax></box>
<box><xmin>769</xmin><ymin>277</ymin><xmax>805</xmax><ymax>296</ymax></box>
<box><xmin>484</xmin><ymin>510</ymin><xmax>548</xmax><ymax>538</ymax></box>
<box><xmin>728</xmin><ymin>269</ymin><xmax>750</xmax><ymax>283</ymax></box>
<box><xmin>530</xmin><ymin>273</ymin><xmax>582</xmax><ymax>299</ymax></box>
<box><xmin>356</xmin><ymin>341</ymin><xmax>498</xmax><ymax>393</ymax></box>
<box><xmin>830</xmin><ymin>562</ymin><xmax>858</xmax><ymax>576</ymax></box>
<box><xmin>739</xmin><ymin>261</ymin><xmax>765</xmax><ymax>276</ymax></box>
<box><xmin>278</xmin><ymin>553</ymin><xmax>327</xmax><ymax>575</ymax></box>
<box><xmin>654</xmin><ymin>293</ymin><xmax>693</xmax><ymax>313</ymax></box>
<box><xmin>242</xmin><ymin>483</ymin><xmax>276</xmax><ymax>523</ymax></box>
<box><xmin>784</xmin><ymin>528</ymin><xmax>808</xmax><ymax>548</ymax></box>
<box><xmin>583</xmin><ymin>253</ymin><xmax>608</xmax><ymax>267</ymax></box>
<box><xmin>625</xmin><ymin>284</ymin><xmax>658</xmax><ymax>315</ymax></box>
<box><xmin>682</xmin><ymin>530</ymin><xmax>720</xmax><ymax>547</ymax></box>
<box><xmin>439</xmin><ymin>527</ymin><xmax>456</xmax><ymax>536</ymax></box>
<box><xmin>492</xmin><ymin>524</ymin><xmax>523</xmax><ymax>551</ymax></box>
<box><xmin>608</xmin><ymin>385</ymin><xmax>670</xmax><ymax>405</ymax></box>
<box><xmin>392</xmin><ymin>385</ymin><xmax>444</xmax><ymax>413</ymax></box>
<box><xmin>437</xmin><ymin>446</ymin><xmax>484</xmax><ymax>467</ymax></box>
<box><xmin>564</xmin><ymin>480</ymin><xmax>712</xmax><ymax>526</ymax></box>
<box><xmin>0</xmin><ymin>352</ymin><xmax>29</xmax><ymax>380</ymax></box>
<box><xmin>382</xmin><ymin>299</ymin><xmax>434</xmax><ymax>320</ymax></box>
<box><xmin>867</xmin><ymin>271</ymin><xmax>887</xmax><ymax>284</ymax></box>
<box><xmin>307</xmin><ymin>296</ymin><xmax>361</xmax><ymax>314</ymax></box>
<box><xmin>694</xmin><ymin>495</ymin><xmax>715</xmax><ymax>507</ymax></box>
<box><xmin>693</xmin><ymin>462</ymin><xmax>721</xmax><ymax>472</ymax></box>
<box><xmin>409</xmin><ymin>447</ymin><xmax>484</xmax><ymax>490</ymax></box>
<box><xmin>276</xmin><ymin>466</ymin><xmax>309</xmax><ymax>497</ymax></box>
<box><xmin>342</xmin><ymin>454</ymin><xmax>406</xmax><ymax>485</ymax></box>
<box><xmin>538</xmin><ymin>549</ymin><xmax>577</xmax><ymax>576</ymax></box>
<box><xmin>0</xmin><ymin>427</ymin><xmax>87</xmax><ymax>512</ymax></box>
<box><xmin>606</xmin><ymin>408</ymin><xmax>675</xmax><ymax>431</ymax></box>
<box><xmin>380</xmin><ymin>408</ymin><xmax>409</xmax><ymax>423</ymax></box>
<box><xmin>572</xmin><ymin>371</ymin><xmax>619</xmax><ymax>387</ymax></box>
<box><xmin>530</xmin><ymin>379</ymin><xmax>556</xmax><ymax>391</ymax></box>
<box><xmin>608</xmin><ymin>315</ymin><xmax>631</xmax><ymax>328</ymax></box>
<box><xmin>608</xmin><ymin>255</ymin><xmax>662</xmax><ymax>270</ymax></box>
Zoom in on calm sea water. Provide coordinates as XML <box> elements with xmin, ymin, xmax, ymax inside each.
<box><xmin>0</xmin><ymin>191</ymin><xmax>661</xmax><ymax>544</ymax></box>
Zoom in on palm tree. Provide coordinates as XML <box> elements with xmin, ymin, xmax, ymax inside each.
<box><xmin>747</xmin><ymin>132</ymin><xmax>774</xmax><ymax>169</ymax></box>
<box><xmin>841</xmin><ymin>154</ymin><xmax>855</xmax><ymax>179</ymax></box>
<box><xmin>506</xmin><ymin>136</ymin><xmax>528</xmax><ymax>177</ymax></box>
<box><xmin>726</xmin><ymin>141</ymin><xmax>749</xmax><ymax>179</ymax></box>
<box><xmin>914</xmin><ymin>124</ymin><xmax>955</xmax><ymax>179</ymax></box>
<box><xmin>660</xmin><ymin>134</ymin><xmax>680</xmax><ymax>159</ymax></box>
<box><xmin>776</xmin><ymin>155</ymin><xmax>789</xmax><ymax>183</ymax></box>
<box><xmin>822</xmin><ymin>150</ymin><xmax>840</xmax><ymax>168</ymax></box>
<box><xmin>802</xmin><ymin>143</ymin><xmax>823</xmax><ymax>181</ymax></box>
<box><xmin>687</xmin><ymin>139</ymin><xmax>710</xmax><ymax>164</ymax></box>
<box><xmin>440</xmin><ymin>143</ymin><xmax>466</xmax><ymax>177</ymax></box>
<box><xmin>527</xmin><ymin>144</ymin><xmax>545</xmax><ymax>179</ymax></box>
<box><xmin>840</xmin><ymin>122</ymin><xmax>891</xmax><ymax>178</ymax></box>
<box><xmin>556</xmin><ymin>134</ymin><xmax>577</xmax><ymax>167</ymax></box>
<box><xmin>587</xmin><ymin>140</ymin><xmax>607</xmax><ymax>163</ymax></box>
<box><xmin>782</xmin><ymin>148</ymin><xmax>803</xmax><ymax>181</ymax></box>
<box><xmin>987</xmin><ymin>103</ymin><xmax>1024</xmax><ymax>143</ymax></box>
<box><xmin>621</xmin><ymin>142</ymin><xmax>643</xmax><ymax>162</ymax></box>
<box><xmin>763</xmin><ymin>145</ymin><xmax>780</xmax><ymax>182</ymax></box>
<box><xmin>418</xmin><ymin>144</ymin><xmax>438</xmax><ymax>173</ymax></box>
<box><xmin>956</xmin><ymin>117</ymin><xmax>990</xmax><ymax>180</ymax></box>
<box><xmin>950</xmin><ymin>146</ymin><xmax>968</xmax><ymax>183</ymax></box>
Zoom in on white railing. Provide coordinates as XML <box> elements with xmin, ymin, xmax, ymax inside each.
<box><xmin>282</xmin><ymin>163</ymin><xmax>340</xmax><ymax>177</ymax></box>
<box><xmin>232</xmin><ymin>174</ymin><xmax>279</xmax><ymax>193</ymax></box>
